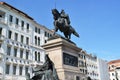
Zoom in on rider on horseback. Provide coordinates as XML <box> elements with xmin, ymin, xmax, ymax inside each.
<box><xmin>52</xmin><ymin>9</ymin><xmax>79</xmax><ymax>39</ymax></box>
<box><xmin>60</xmin><ymin>9</ymin><xmax>70</xmax><ymax>26</ymax></box>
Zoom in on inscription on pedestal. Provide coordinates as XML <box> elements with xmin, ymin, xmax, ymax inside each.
<box><xmin>63</xmin><ymin>52</ymin><xmax>78</xmax><ymax>67</ymax></box>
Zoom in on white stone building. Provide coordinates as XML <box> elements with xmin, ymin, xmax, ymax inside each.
<box><xmin>108</xmin><ymin>59</ymin><xmax>120</xmax><ymax>80</ymax></box>
<box><xmin>97</xmin><ymin>58</ymin><xmax>109</xmax><ymax>80</ymax></box>
<box><xmin>0</xmin><ymin>2</ymin><xmax>53</xmax><ymax>80</ymax></box>
<box><xmin>85</xmin><ymin>53</ymin><xmax>99</xmax><ymax>80</ymax></box>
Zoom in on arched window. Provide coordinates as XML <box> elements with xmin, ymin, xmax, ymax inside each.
<box><xmin>35</xmin><ymin>36</ymin><xmax>37</xmax><ymax>45</ymax></box>
<box><xmin>35</xmin><ymin>51</ymin><xmax>37</xmax><ymax>61</ymax></box>
<box><xmin>38</xmin><ymin>37</ymin><xmax>40</xmax><ymax>46</ymax></box>
<box><xmin>38</xmin><ymin>52</ymin><xmax>40</xmax><ymax>61</ymax></box>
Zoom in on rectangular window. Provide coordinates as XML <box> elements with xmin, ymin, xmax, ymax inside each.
<box><xmin>26</xmin><ymin>51</ymin><xmax>29</xmax><ymax>59</ymax></box>
<box><xmin>9</xmin><ymin>15</ymin><xmax>13</xmax><ymax>22</ymax></box>
<box><xmin>21</xmin><ymin>20</ymin><xmax>24</xmax><ymax>27</ymax></box>
<box><xmin>15</xmin><ymin>33</ymin><xmax>18</xmax><ymax>41</ymax></box>
<box><xmin>0</xmin><ymin>44</ymin><xmax>1</xmax><ymax>48</ymax></box>
<box><xmin>0</xmin><ymin>28</ymin><xmax>2</xmax><ymax>35</ymax></box>
<box><xmin>21</xmin><ymin>20</ymin><xmax>24</xmax><ymax>30</ymax></box>
<box><xmin>35</xmin><ymin>27</ymin><xmax>37</xmax><ymax>32</ymax></box>
<box><xmin>76</xmin><ymin>76</ymin><xmax>80</xmax><ymax>80</ymax></box>
<box><xmin>27</xmin><ymin>23</ymin><xmax>29</xmax><ymax>30</ymax></box>
<box><xmin>14</xmin><ymin>48</ymin><xmax>17</xmax><ymax>57</ymax></box>
<box><xmin>26</xmin><ymin>37</ymin><xmax>29</xmax><ymax>45</ymax></box>
<box><xmin>38</xmin><ymin>53</ymin><xmax>40</xmax><ymax>61</ymax></box>
<box><xmin>38</xmin><ymin>38</ymin><xmax>40</xmax><ymax>46</ymax></box>
<box><xmin>19</xmin><ymin>66</ymin><xmax>23</xmax><ymax>75</ymax></box>
<box><xmin>15</xmin><ymin>18</ymin><xmax>19</xmax><ymax>25</ymax></box>
<box><xmin>45</xmin><ymin>31</ymin><xmax>47</xmax><ymax>37</ymax></box>
<box><xmin>7</xmin><ymin>46</ymin><xmax>11</xmax><ymax>55</ymax></box>
<box><xmin>20</xmin><ymin>49</ymin><xmax>23</xmax><ymax>58</ymax></box>
<box><xmin>13</xmin><ymin>65</ymin><xmax>16</xmax><ymax>75</ymax></box>
<box><xmin>8</xmin><ymin>30</ymin><xmax>12</xmax><ymax>39</ymax></box>
<box><xmin>21</xmin><ymin>35</ymin><xmax>24</xmax><ymax>43</ymax></box>
<box><xmin>38</xmin><ymin>28</ymin><xmax>40</xmax><ymax>34</ymax></box>
<box><xmin>5</xmin><ymin>64</ymin><xmax>10</xmax><ymax>74</ymax></box>
<box><xmin>25</xmin><ymin>67</ymin><xmax>28</xmax><ymax>74</ymax></box>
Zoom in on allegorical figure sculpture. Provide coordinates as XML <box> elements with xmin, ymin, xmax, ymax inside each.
<box><xmin>26</xmin><ymin>54</ymin><xmax>59</xmax><ymax>80</ymax></box>
<box><xmin>52</xmin><ymin>9</ymin><xmax>79</xmax><ymax>39</ymax></box>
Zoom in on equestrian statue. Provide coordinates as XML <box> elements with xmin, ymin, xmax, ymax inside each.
<box><xmin>52</xmin><ymin>9</ymin><xmax>79</xmax><ymax>39</ymax></box>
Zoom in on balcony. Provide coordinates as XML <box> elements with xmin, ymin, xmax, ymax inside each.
<box><xmin>0</xmin><ymin>35</ymin><xmax>5</xmax><ymax>42</ymax></box>
<box><xmin>6</xmin><ymin>57</ymin><xmax>12</xmax><ymax>63</ymax></box>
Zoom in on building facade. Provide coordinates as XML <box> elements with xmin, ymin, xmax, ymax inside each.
<box><xmin>97</xmin><ymin>58</ymin><xmax>109</xmax><ymax>80</ymax></box>
<box><xmin>0</xmin><ymin>2</ymin><xmax>53</xmax><ymax>80</ymax></box>
<box><xmin>108</xmin><ymin>59</ymin><xmax>120</xmax><ymax>80</ymax></box>
<box><xmin>85</xmin><ymin>53</ymin><xmax>99</xmax><ymax>80</ymax></box>
<box><xmin>84</xmin><ymin>52</ymin><xmax>109</xmax><ymax>80</ymax></box>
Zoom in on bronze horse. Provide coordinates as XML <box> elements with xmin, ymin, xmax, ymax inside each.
<box><xmin>52</xmin><ymin>9</ymin><xmax>79</xmax><ymax>39</ymax></box>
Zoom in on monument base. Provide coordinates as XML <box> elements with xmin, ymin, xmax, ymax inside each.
<box><xmin>42</xmin><ymin>37</ymin><xmax>83</xmax><ymax>80</ymax></box>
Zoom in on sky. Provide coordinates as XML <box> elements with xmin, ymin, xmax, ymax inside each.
<box><xmin>1</xmin><ymin>0</ymin><xmax>120</xmax><ymax>61</ymax></box>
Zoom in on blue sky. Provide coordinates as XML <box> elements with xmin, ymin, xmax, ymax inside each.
<box><xmin>2</xmin><ymin>0</ymin><xmax>120</xmax><ymax>61</ymax></box>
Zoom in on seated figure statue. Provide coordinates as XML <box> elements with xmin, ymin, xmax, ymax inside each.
<box><xmin>26</xmin><ymin>54</ymin><xmax>59</xmax><ymax>80</ymax></box>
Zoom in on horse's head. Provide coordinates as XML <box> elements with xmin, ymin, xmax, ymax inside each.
<box><xmin>52</xmin><ymin>9</ymin><xmax>60</xmax><ymax>20</ymax></box>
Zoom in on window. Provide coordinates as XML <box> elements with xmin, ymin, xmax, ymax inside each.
<box><xmin>15</xmin><ymin>18</ymin><xmax>19</xmax><ymax>25</ymax></box>
<box><xmin>38</xmin><ymin>37</ymin><xmax>40</xmax><ymax>46</ymax></box>
<box><xmin>45</xmin><ymin>31</ymin><xmax>47</xmax><ymax>37</ymax></box>
<box><xmin>50</xmin><ymin>34</ymin><xmax>52</xmax><ymax>37</ymax></box>
<box><xmin>0</xmin><ymin>43</ymin><xmax>1</xmax><ymax>48</ymax></box>
<box><xmin>21</xmin><ymin>20</ymin><xmax>24</xmax><ymax>27</ymax></box>
<box><xmin>21</xmin><ymin>20</ymin><xmax>24</xmax><ymax>30</ymax></box>
<box><xmin>8</xmin><ymin>30</ymin><xmax>12</xmax><ymax>39</ymax></box>
<box><xmin>5</xmin><ymin>64</ymin><xmax>10</xmax><ymax>74</ymax></box>
<box><xmin>35</xmin><ymin>51</ymin><xmax>37</xmax><ymax>61</ymax></box>
<box><xmin>14</xmin><ymin>48</ymin><xmax>17</xmax><ymax>57</ymax></box>
<box><xmin>27</xmin><ymin>23</ymin><xmax>29</xmax><ymax>30</ymax></box>
<box><xmin>45</xmin><ymin>40</ymin><xmax>47</xmax><ymax>43</ymax></box>
<box><xmin>7</xmin><ymin>46</ymin><xmax>11</xmax><ymax>55</ymax></box>
<box><xmin>35</xmin><ymin>36</ymin><xmax>37</xmax><ymax>45</ymax></box>
<box><xmin>47</xmin><ymin>33</ymin><xmax>49</xmax><ymax>37</ymax></box>
<box><xmin>38</xmin><ymin>28</ymin><xmax>40</xmax><ymax>34</ymax></box>
<box><xmin>21</xmin><ymin>35</ymin><xmax>24</xmax><ymax>43</ymax></box>
<box><xmin>15</xmin><ymin>33</ymin><xmax>18</xmax><ymax>41</ymax></box>
<box><xmin>35</xmin><ymin>27</ymin><xmax>37</xmax><ymax>32</ymax></box>
<box><xmin>26</xmin><ymin>37</ymin><xmax>29</xmax><ymax>45</ymax></box>
<box><xmin>38</xmin><ymin>52</ymin><xmax>40</xmax><ymax>61</ymax></box>
<box><xmin>0</xmin><ymin>28</ymin><xmax>2</xmax><ymax>35</ymax></box>
<box><xmin>25</xmin><ymin>67</ymin><xmax>28</xmax><ymax>74</ymax></box>
<box><xmin>19</xmin><ymin>66</ymin><xmax>23</xmax><ymax>75</ymax></box>
<box><xmin>26</xmin><ymin>51</ymin><xmax>29</xmax><ymax>59</ymax></box>
<box><xmin>9</xmin><ymin>15</ymin><xmax>13</xmax><ymax>22</ymax></box>
<box><xmin>20</xmin><ymin>49</ymin><xmax>23</xmax><ymax>58</ymax></box>
<box><xmin>112</xmin><ymin>73</ymin><xmax>114</xmax><ymax>76</ymax></box>
<box><xmin>13</xmin><ymin>65</ymin><xmax>16</xmax><ymax>75</ymax></box>
<box><xmin>76</xmin><ymin>76</ymin><xmax>80</xmax><ymax>80</ymax></box>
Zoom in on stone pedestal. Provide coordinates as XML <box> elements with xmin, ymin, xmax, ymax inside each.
<box><xmin>42</xmin><ymin>37</ymin><xmax>82</xmax><ymax>80</ymax></box>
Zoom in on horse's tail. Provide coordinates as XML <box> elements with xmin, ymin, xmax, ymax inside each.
<box><xmin>70</xmin><ymin>26</ymin><xmax>80</xmax><ymax>37</ymax></box>
<box><xmin>73</xmin><ymin>31</ymin><xmax>79</xmax><ymax>37</ymax></box>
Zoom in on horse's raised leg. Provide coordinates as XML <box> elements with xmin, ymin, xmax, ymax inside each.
<box><xmin>53</xmin><ymin>21</ymin><xmax>58</xmax><ymax>35</ymax></box>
